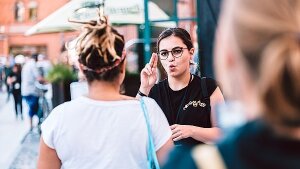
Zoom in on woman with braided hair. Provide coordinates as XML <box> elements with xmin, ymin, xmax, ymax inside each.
<box><xmin>37</xmin><ymin>19</ymin><xmax>173</xmax><ymax>169</ymax></box>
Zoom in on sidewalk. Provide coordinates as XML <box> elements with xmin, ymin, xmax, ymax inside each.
<box><xmin>0</xmin><ymin>92</ymin><xmax>38</xmax><ymax>169</ymax></box>
<box><xmin>9</xmin><ymin>131</ymin><xmax>40</xmax><ymax>169</ymax></box>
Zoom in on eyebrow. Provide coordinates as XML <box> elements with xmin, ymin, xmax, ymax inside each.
<box><xmin>159</xmin><ymin>46</ymin><xmax>183</xmax><ymax>51</ymax></box>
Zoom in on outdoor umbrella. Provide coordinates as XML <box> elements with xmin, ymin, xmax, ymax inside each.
<box><xmin>25</xmin><ymin>0</ymin><xmax>175</xmax><ymax>36</ymax></box>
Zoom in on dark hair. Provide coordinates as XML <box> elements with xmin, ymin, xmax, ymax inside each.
<box><xmin>74</xmin><ymin>23</ymin><xmax>125</xmax><ymax>83</ymax></box>
<box><xmin>13</xmin><ymin>64</ymin><xmax>22</xmax><ymax>73</ymax></box>
<box><xmin>156</xmin><ymin>27</ymin><xmax>193</xmax><ymax>52</ymax></box>
<box><xmin>31</xmin><ymin>53</ymin><xmax>38</xmax><ymax>62</ymax></box>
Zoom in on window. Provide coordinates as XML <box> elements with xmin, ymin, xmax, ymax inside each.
<box><xmin>28</xmin><ymin>0</ymin><xmax>38</xmax><ymax>21</ymax></box>
<box><xmin>15</xmin><ymin>1</ymin><xmax>25</xmax><ymax>22</ymax></box>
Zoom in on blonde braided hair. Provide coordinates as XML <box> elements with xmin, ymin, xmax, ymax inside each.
<box><xmin>69</xmin><ymin>16</ymin><xmax>125</xmax><ymax>81</ymax></box>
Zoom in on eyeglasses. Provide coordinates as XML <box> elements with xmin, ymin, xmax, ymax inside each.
<box><xmin>158</xmin><ymin>47</ymin><xmax>188</xmax><ymax>60</ymax></box>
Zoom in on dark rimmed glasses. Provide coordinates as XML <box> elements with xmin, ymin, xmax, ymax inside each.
<box><xmin>158</xmin><ymin>47</ymin><xmax>188</xmax><ymax>60</ymax></box>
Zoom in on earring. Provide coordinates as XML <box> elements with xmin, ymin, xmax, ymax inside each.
<box><xmin>190</xmin><ymin>60</ymin><xmax>196</xmax><ymax>65</ymax></box>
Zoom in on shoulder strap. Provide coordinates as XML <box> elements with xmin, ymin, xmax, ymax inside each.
<box><xmin>201</xmin><ymin>77</ymin><xmax>208</xmax><ymax>99</ymax></box>
<box><xmin>140</xmin><ymin>97</ymin><xmax>160</xmax><ymax>169</ymax></box>
<box><xmin>192</xmin><ymin>145</ymin><xmax>226</xmax><ymax>169</ymax></box>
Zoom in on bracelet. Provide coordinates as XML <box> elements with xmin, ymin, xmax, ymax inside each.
<box><xmin>138</xmin><ymin>90</ymin><xmax>147</xmax><ymax>97</ymax></box>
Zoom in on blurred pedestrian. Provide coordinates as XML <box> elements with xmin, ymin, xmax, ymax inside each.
<box><xmin>4</xmin><ymin>60</ymin><xmax>12</xmax><ymax>101</ymax></box>
<box><xmin>138</xmin><ymin>28</ymin><xmax>224</xmax><ymax>147</ymax></box>
<box><xmin>7</xmin><ymin>64</ymin><xmax>23</xmax><ymax>120</ymax></box>
<box><xmin>0</xmin><ymin>62</ymin><xmax>3</xmax><ymax>92</ymax></box>
<box><xmin>36</xmin><ymin>54</ymin><xmax>52</xmax><ymax>78</ymax></box>
<box><xmin>38</xmin><ymin>17</ymin><xmax>173</xmax><ymax>169</ymax></box>
<box><xmin>22</xmin><ymin>54</ymin><xmax>43</xmax><ymax>130</ymax></box>
<box><xmin>162</xmin><ymin>0</ymin><xmax>300</xmax><ymax>168</ymax></box>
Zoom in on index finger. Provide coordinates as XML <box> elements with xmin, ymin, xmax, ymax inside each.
<box><xmin>170</xmin><ymin>124</ymin><xmax>178</xmax><ymax>130</ymax></box>
<box><xmin>149</xmin><ymin>53</ymin><xmax>158</xmax><ymax>69</ymax></box>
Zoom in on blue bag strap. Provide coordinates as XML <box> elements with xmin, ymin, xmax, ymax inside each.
<box><xmin>140</xmin><ymin>97</ymin><xmax>160</xmax><ymax>169</ymax></box>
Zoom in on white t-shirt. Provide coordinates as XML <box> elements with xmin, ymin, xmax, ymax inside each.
<box><xmin>70</xmin><ymin>81</ymin><xmax>88</xmax><ymax>100</ymax></box>
<box><xmin>41</xmin><ymin>96</ymin><xmax>172</xmax><ymax>169</ymax></box>
<box><xmin>21</xmin><ymin>59</ymin><xmax>40</xmax><ymax>96</ymax></box>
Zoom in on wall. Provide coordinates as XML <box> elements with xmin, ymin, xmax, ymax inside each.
<box><xmin>0</xmin><ymin>0</ymin><xmax>137</xmax><ymax>62</ymax></box>
<box><xmin>0</xmin><ymin>0</ymin><xmax>71</xmax><ymax>61</ymax></box>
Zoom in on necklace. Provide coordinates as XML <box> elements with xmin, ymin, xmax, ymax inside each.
<box><xmin>166</xmin><ymin>74</ymin><xmax>193</xmax><ymax>124</ymax></box>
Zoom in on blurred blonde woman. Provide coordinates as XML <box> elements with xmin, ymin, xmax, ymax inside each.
<box><xmin>37</xmin><ymin>19</ymin><xmax>173</xmax><ymax>169</ymax></box>
<box><xmin>163</xmin><ymin>0</ymin><xmax>300</xmax><ymax>168</ymax></box>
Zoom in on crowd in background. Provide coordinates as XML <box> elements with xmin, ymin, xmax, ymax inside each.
<box><xmin>0</xmin><ymin>54</ymin><xmax>53</xmax><ymax>129</ymax></box>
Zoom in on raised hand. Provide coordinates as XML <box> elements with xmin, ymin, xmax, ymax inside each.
<box><xmin>139</xmin><ymin>53</ymin><xmax>158</xmax><ymax>95</ymax></box>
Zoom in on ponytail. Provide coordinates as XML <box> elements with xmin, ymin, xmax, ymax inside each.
<box><xmin>259</xmin><ymin>33</ymin><xmax>300</xmax><ymax>126</ymax></box>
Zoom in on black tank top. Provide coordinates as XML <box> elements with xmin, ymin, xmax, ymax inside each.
<box><xmin>149</xmin><ymin>75</ymin><xmax>217</xmax><ymax>146</ymax></box>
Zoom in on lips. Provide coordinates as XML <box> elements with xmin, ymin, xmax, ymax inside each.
<box><xmin>169</xmin><ymin>64</ymin><xmax>176</xmax><ymax>68</ymax></box>
<box><xmin>168</xmin><ymin>64</ymin><xmax>176</xmax><ymax>71</ymax></box>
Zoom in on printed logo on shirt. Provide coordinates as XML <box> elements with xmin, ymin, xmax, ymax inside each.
<box><xmin>183</xmin><ymin>100</ymin><xmax>206</xmax><ymax>110</ymax></box>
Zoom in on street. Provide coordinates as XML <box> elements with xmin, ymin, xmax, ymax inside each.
<box><xmin>0</xmin><ymin>91</ymin><xmax>39</xmax><ymax>169</ymax></box>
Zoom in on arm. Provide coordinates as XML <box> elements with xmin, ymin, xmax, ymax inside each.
<box><xmin>6</xmin><ymin>77</ymin><xmax>12</xmax><ymax>85</ymax></box>
<box><xmin>136</xmin><ymin>53</ymin><xmax>158</xmax><ymax>98</ymax></box>
<box><xmin>171</xmin><ymin>124</ymin><xmax>220</xmax><ymax>144</ymax></box>
<box><xmin>171</xmin><ymin>87</ymin><xmax>225</xmax><ymax>144</ymax></box>
<box><xmin>192</xmin><ymin>87</ymin><xmax>225</xmax><ymax>143</ymax></box>
<box><xmin>210</xmin><ymin>87</ymin><xmax>225</xmax><ymax>127</ymax></box>
<box><xmin>156</xmin><ymin>138</ymin><xmax>174</xmax><ymax>166</ymax></box>
<box><xmin>32</xmin><ymin>62</ymin><xmax>45</xmax><ymax>83</ymax></box>
<box><xmin>37</xmin><ymin>137</ymin><xmax>61</xmax><ymax>169</ymax></box>
<box><xmin>190</xmin><ymin>126</ymin><xmax>220</xmax><ymax>144</ymax></box>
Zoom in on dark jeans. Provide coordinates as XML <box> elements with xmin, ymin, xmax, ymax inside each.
<box><xmin>12</xmin><ymin>90</ymin><xmax>23</xmax><ymax>117</ymax></box>
<box><xmin>23</xmin><ymin>95</ymin><xmax>39</xmax><ymax>118</ymax></box>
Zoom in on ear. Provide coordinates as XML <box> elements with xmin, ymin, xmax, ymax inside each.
<box><xmin>188</xmin><ymin>48</ymin><xmax>195</xmax><ymax>62</ymax></box>
<box><xmin>78</xmin><ymin>63</ymin><xmax>85</xmax><ymax>72</ymax></box>
<box><xmin>119</xmin><ymin>50</ymin><xmax>126</xmax><ymax>73</ymax></box>
<box><xmin>119</xmin><ymin>60</ymin><xmax>126</xmax><ymax>73</ymax></box>
<box><xmin>189</xmin><ymin>48</ymin><xmax>195</xmax><ymax>55</ymax></box>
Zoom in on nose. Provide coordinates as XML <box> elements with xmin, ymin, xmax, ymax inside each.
<box><xmin>167</xmin><ymin>52</ymin><xmax>175</xmax><ymax>62</ymax></box>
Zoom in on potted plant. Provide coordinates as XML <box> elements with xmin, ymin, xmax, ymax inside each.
<box><xmin>47</xmin><ymin>63</ymin><xmax>77</xmax><ymax>108</ymax></box>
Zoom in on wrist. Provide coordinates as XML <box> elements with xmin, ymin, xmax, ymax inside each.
<box><xmin>138</xmin><ymin>90</ymin><xmax>147</xmax><ymax>97</ymax></box>
<box><xmin>139</xmin><ymin>87</ymin><xmax>151</xmax><ymax>96</ymax></box>
<box><xmin>191</xmin><ymin>126</ymin><xmax>197</xmax><ymax>138</ymax></box>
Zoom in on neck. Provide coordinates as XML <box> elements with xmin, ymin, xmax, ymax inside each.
<box><xmin>168</xmin><ymin>72</ymin><xmax>191</xmax><ymax>91</ymax></box>
<box><xmin>239</xmin><ymin>77</ymin><xmax>262</xmax><ymax>120</ymax></box>
<box><xmin>88</xmin><ymin>80</ymin><xmax>122</xmax><ymax>101</ymax></box>
<box><xmin>242</xmin><ymin>91</ymin><xmax>262</xmax><ymax>120</ymax></box>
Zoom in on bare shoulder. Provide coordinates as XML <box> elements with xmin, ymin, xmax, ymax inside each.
<box><xmin>210</xmin><ymin>87</ymin><xmax>225</xmax><ymax>104</ymax></box>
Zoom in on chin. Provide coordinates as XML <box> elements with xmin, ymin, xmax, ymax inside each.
<box><xmin>167</xmin><ymin>71</ymin><xmax>182</xmax><ymax>78</ymax></box>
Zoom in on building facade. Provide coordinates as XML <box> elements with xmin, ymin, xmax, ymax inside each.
<box><xmin>0</xmin><ymin>0</ymin><xmax>196</xmax><ymax>65</ymax></box>
<box><xmin>0</xmin><ymin>0</ymin><xmax>74</xmax><ymax>62</ymax></box>
<box><xmin>0</xmin><ymin>0</ymin><xmax>138</xmax><ymax>63</ymax></box>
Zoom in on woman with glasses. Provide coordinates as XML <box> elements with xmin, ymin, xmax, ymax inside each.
<box><xmin>138</xmin><ymin>28</ymin><xmax>224</xmax><ymax>147</ymax></box>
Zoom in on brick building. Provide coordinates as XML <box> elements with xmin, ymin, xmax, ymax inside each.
<box><xmin>0</xmin><ymin>0</ymin><xmax>71</xmax><ymax>61</ymax></box>
<box><xmin>0</xmin><ymin>0</ymin><xmax>138</xmax><ymax>63</ymax></box>
<box><xmin>0</xmin><ymin>0</ymin><xmax>197</xmax><ymax>64</ymax></box>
